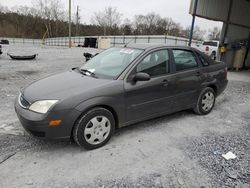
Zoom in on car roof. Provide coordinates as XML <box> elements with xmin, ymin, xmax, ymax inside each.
<box><xmin>125</xmin><ymin>43</ymin><xmax>197</xmax><ymax>51</ymax></box>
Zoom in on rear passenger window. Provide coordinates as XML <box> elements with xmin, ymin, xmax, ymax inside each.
<box><xmin>197</xmin><ymin>53</ymin><xmax>209</xmax><ymax>66</ymax></box>
<box><xmin>173</xmin><ymin>50</ymin><xmax>198</xmax><ymax>71</ymax></box>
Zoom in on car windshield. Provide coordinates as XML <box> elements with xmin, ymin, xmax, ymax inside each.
<box><xmin>80</xmin><ymin>47</ymin><xmax>143</xmax><ymax>79</ymax></box>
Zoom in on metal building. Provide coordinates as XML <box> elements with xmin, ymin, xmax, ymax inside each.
<box><xmin>190</xmin><ymin>0</ymin><xmax>250</xmax><ymax>69</ymax></box>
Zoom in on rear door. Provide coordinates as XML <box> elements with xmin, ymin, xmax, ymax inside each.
<box><xmin>170</xmin><ymin>48</ymin><xmax>204</xmax><ymax>111</ymax></box>
<box><xmin>124</xmin><ymin>49</ymin><xmax>174</xmax><ymax>124</ymax></box>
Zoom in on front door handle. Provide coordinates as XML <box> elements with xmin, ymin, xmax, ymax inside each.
<box><xmin>162</xmin><ymin>79</ymin><xmax>169</xmax><ymax>87</ymax></box>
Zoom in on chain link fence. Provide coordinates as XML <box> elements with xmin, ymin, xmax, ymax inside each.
<box><xmin>44</xmin><ymin>35</ymin><xmax>201</xmax><ymax>47</ymax></box>
<box><xmin>0</xmin><ymin>35</ymin><xmax>201</xmax><ymax>47</ymax></box>
<box><xmin>0</xmin><ymin>37</ymin><xmax>42</xmax><ymax>45</ymax></box>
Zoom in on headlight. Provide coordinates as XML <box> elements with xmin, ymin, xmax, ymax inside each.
<box><xmin>29</xmin><ymin>100</ymin><xmax>58</xmax><ymax>114</ymax></box>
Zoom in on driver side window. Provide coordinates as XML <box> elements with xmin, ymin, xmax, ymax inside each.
<box><xmin>136</xmin><ymin>49</ymin><xmax>169</xmax><ymax>77</ymax></box>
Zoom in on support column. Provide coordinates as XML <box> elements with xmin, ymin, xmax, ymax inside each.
<box><xmin>188</xmin><ymin>0</ymin><xmax>198</xmax><ymax>46</ymax></box>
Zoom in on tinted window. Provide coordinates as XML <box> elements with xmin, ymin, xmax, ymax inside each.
<box><xmin>173</xmin><ymin>50</ymin><xmax>198</xmax><ymax>71</ymax></box>
<box><xmin>197</xmin><ymin>53</ymin><xmax>209</xmax><ymax>66</ymax></box>
<box><xmin>136</xmin><ymin>49</ymin><xmax>169</xmax><ymax>77</ymax></box>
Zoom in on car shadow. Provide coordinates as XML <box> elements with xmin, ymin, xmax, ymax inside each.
<box><xmin>114</xmin><ymin>110</ymin><xmax>195</xmax><ymax>137</ymax></box>
<box><xmin>1</xmin><ymin>110</ymin><xmax>195</xmax><ymax>154</ymax></box>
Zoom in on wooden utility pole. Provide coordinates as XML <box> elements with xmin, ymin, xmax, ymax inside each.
<box><xmin>69</xmin><ymin>0</ymin><xmax>72</xmax><ymax>48</ymax></box>
<box><xmin>76</xmin><ymin>5</ymin><xmax>80</xmax><ymax>36</ymax></box>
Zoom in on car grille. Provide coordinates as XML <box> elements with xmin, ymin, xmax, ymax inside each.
<box><xmin>19</xmin><ymin>94</ymin><xmax>30</xmax><ymax>109</ymax></box>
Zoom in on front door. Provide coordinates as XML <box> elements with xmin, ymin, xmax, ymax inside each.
<box><xmin>124</xmin><ymin>49</ymin><xmax>174</xmax><ymax>124</ymax></box>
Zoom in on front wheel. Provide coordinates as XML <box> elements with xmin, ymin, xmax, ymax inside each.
<box><xmin>73</xmin><ymin>108</ymin><xmax>115</xmax><ymax>149</ymax></box>
<box><xmin>194</xmin><ymin>87</ymin><xmax>215</xmax><ymax>115</ymax></box>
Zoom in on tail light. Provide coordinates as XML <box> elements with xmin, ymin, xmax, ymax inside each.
<box><xmin>205</xmin><ymin>46</ymin><xmax>209</xmax><ymax>51</ymax></box>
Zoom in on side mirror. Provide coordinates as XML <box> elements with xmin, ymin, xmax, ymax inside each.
<box><xmin>133</xmin><ymin>72</ymin><xmax>151</xmax><ymax>82</ymax></box>
<box><xmin>83</xmin><ymin>53</ymin><xmax>93</xmax><ymax>61</ymax></box>
<box><xmin>83</xmin><ymin>52</ymin><xmax>99</xmax><ymax>62</ymax></box>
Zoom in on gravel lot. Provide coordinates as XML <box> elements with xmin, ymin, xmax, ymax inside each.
<box><xmin>0</xmin><ymin>44</ymin><xmax>249</xmax><ymax>188</ymax></box>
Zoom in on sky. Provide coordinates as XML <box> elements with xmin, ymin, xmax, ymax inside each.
<box><xmin>1</xmin><ymin>0</ymin><xmax>222</xmax><ymax>31</ymax></box>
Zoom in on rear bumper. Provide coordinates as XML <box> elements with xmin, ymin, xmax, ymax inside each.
<box><xmin>217</xmin><ymin>79</ymin><xmax>228</xmax><ymax>96</ymax></box>
<box><xmin>15</xmin><ymin>98</ymin><xmax>81</xmax><ymax>139</ymax></box>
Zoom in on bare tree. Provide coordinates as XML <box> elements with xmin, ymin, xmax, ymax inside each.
<box><xmin>1</xmin><ymin>3</ymin><xmax>213</xmax><ymax>39</ymax></box>
<box><xmin>183</xmin><ymin>26</ymin><xmax>206</xmax><ymax>40</ymax></box>
<box><xmin>144</xmin><ymin>13</ymin><xmax>159</xmax><ymax>34</ymax></box>
<box><xmin>208</xmin><ymin>27</ymin><xmax>221</xmax><ymax>40</ymax></box>
<box><xmin>167</xmin><ymin>22</ymin><xmax>182</xmax><ymax>37</ymax></box>
<box><xmin>0</xmin><ymin>3</ymin><xmax>9</xmax><ymax>13</ymax></box>
<box><xmin>163</xmin><ymin>18</ymin><xmax>175</xmax><ymax>35</ymax></box>
<box><xmin>11</xmin><ymin>6</ymin><xmax>30</xmax><ymax>15</ymax></box>
<box><xmin>133</xmin><ymin>15</ymin><xmax>147</xmax><ymax>35</ymax></box>
<box><xmin>155</xmin><ymin>17</ymin><xmax>176</xmax><ymax>35</ymax></box>
<box><xmin>133</xmin><ymin>13</ymin><xmax>161</xmax><ymax>35</ymax></box>
<box><xmin>34</xmin><ymin>0</ymin><xmax>64</xmax><ymax>37</ymax></box>
<box><xmin>92</xmin><ymin>6</ymin><xmax>122</xmax><ymax>35</ymax></box>
<box><xmin>133</xmin><ymin>13</ymin><xmax>182</xmax><ymax>36</ymax></box>
<box><xmin>193</xmin><ymin>26</ymin><xmax>206</xmax><ymax>40</ymax></box>
<box><xmin>51</xmin><ymin>0</ymin><xmax>65</xmax><ymax>36</ymax></box>
<box><xmin>121</xmin><ymin>18</ymin><xmax>133</xmax><ymax>35</ymax></box>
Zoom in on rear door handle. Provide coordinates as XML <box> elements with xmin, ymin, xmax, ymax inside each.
<box><xmin>162</xmin><ymin>79</ymin><xmax>169</xmax><ymax>87</ymax></box>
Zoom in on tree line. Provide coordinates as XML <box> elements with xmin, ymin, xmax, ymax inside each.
<box><xmin>0</xmin><ymin>1</ymin><xmax>221</xmax><ymax>40</ymax></box>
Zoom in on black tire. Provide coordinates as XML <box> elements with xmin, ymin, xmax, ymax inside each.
<box><xmin>194</xmin><ymin>87</ymin><xmax>216</xmax><ymax>115</ymax></box>
<box><xmin>73</xmin><ymin>107</ymin><xmax>115</xmax><ymax>150</ymax></box>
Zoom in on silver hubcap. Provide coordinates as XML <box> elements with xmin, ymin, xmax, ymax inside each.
<box><xmin>201</xmin><ymin>91</ymin><xmax>215</xmax><ymax>112</ymax></box>
<box><xmin>84</xmin><ymin>116</ymin><xmax>111</xmax><ymax>145</ymax></box>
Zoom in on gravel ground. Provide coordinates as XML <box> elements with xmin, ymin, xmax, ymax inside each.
<box><xmin>181</xmin><ymin>81</ymin><xmax>250</xmax><ymax>188</ymax></box>
<box><xmin>0</xmin><ymin>44</ymin><xmax>249</xmax><ymax>188</ymax></box>
<box><xmin>184</xmin><ymin>129</ymin><xmax>250</xmax><ymax>187</ymax></box>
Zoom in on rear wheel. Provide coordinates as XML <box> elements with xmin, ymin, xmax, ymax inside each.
<box><xmin>194</xmin><ymin>87</ymin><xmax>215</xmax><ymax>115</ymax></box>
<box><xmin>73</xmin><ymin>108</ymin><xmax>115</xmax><ymax>149</ymax></box>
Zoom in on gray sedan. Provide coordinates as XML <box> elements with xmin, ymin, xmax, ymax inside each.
<box><xmin>15</xmin><ymin>44</ymin><xmax>228</xmax><ymax>149</ymax></box>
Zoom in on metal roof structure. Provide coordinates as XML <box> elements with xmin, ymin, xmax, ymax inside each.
<box><xmin>190</xmin><ymin>0</ymin><xmax>250</xmax><ymax>29</ymax></box>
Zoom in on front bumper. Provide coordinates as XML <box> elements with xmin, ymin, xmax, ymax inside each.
<box><xmin>15</xmin><ymin>98</ymin><xmax>81</xmax><ymax>139</ymax></box>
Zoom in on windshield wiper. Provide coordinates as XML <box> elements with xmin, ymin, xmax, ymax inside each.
<box><xmin>80</xmin><ymin>68</ymin><xmax>98</xmax><ymax>78</ymax></box>
<box><xmin>72</xmin><ymin>67</ymin><xmax>84</xmax><ymax>74</ymax></box>
<box><xmin>72</xmin><ymin>67</ymin><xmax>98</xmax><ymax>78</ymax></box>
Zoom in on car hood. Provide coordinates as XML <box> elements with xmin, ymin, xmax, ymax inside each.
<box><xmin>23</xmin><ymin>71</ymin><xmax>116</xmax><ymax>103</ymax></box>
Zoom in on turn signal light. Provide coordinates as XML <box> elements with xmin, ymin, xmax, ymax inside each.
<box><xmin>48</xmin><ymin>120</ymin><xmax>62</xmax><ymax>126</ymax></box>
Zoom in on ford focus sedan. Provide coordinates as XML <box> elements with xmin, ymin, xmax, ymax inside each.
<box><xmin>15</xmin><ymin>44</ymin><xmax>228</xmax><ymax>149</ymax></box>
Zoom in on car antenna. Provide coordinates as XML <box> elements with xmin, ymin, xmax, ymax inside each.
<box><xmin>124</xmin><ymin>38</ymin><xmax>135</xmax><ymax>47</ymax></box>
